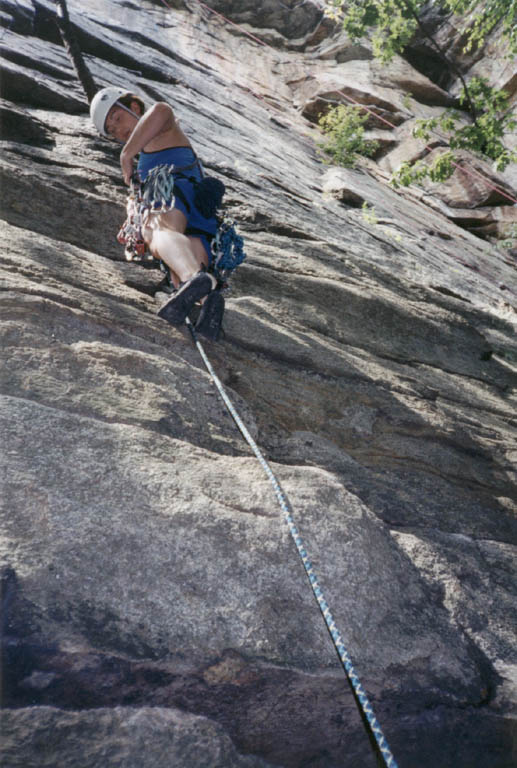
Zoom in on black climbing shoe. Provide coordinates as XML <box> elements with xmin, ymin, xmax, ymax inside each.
<box><xmin>156</xmin><ymin>276</ymin><xmax>176</xmax><ymax>295</ymax></box>
<box><xmin>195</xmin><ymin>290</ymin><xmax>225</xmax><ymax>341</ymax></box>
<box><xmin>157</xmin><ymin>271</ymin><xmax>214</xmax><ymax>326</ymax></box>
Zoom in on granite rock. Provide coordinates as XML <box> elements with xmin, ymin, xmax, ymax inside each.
<box><xmin>1</xmin><ymin>2</ymin><xmax>516</xmax><ymax>767</ymax></box>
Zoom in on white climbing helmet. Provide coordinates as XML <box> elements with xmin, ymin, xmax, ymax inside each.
<box><xmin>90</xmin><ymin>86</ymin><xmax>133</xmax><ymax>137</ymax></box>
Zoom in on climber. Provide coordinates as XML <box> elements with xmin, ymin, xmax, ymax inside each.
<box><xmin>89</xmin><ymin>86</ymin><xmax>225</xmax><ymax>339</ymax></box>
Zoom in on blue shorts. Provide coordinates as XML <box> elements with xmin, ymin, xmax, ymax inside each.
<box><xmin>137</xmin><ymin>146</ymin><xmax>217</xmax><ymax>262</ymax></box>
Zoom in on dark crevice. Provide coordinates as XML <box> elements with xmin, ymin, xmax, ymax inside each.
<box><xmin>0</xmin><ymin>112</ymin><xmax>55</xmax><ymax>148</ymax></box>
<box><xmin>226</xmin><ymin>317</ymin><xmax>509</xmax><ymax>397</ymax></box>
<box><xmin>1</xmin><ymin>628</ymin><xmax>501</xmax><ymax>768</ymax></box>
<box><xmin>31</xmin><ymin>2</ymin><xmax>63</xmax><ymax>47</ymax></box>
<box><xmin>98</xmin><ymin>23</ymin><xmax>211</xmax><ymax>77</ymax></box>
<box><xmin>233</xmin><ymin>211</ymin><xmax>320</xmax><ymax>240</ymax></box>
<box><xmin>403</xmin><ymin>45</ymin><xmax>455</xmax><ymax>91</ymax></box>
<box><xmin>2</xmin><ymin>146</ymin><xmax>81</xmax><ymax>169</ymax></box>
<box><xmin>267</xmin><ymin>223</ymin><xmax>319</xmax><ymax>239</ymax></box>
<box><xmin>0</xmin><ymin>285</ymin><xmax>83</xmax><ymax>310</ymax></box>
<box><xmin>429</xmin><ymin>285</ymin><xmax>470</xmax><ymax>302</ymax></box>
<box><xmin>0</xmin><ymin>1</ymin><xmax>34</xmax><ymax>35</ymax></box>
<box><xmin>0</xmin><ymin>63</ymin><xmax>87</xmax><ymax>112</ymax></box>
<box><xmin>123</xmin><ymin>272</ymin><xmax>169</xmax><ymax>298</ymax></box>
<box><xmin>0</xmin><ymin>274</ymin><xmax>150</xmax><ymax>313</ymax></box>
<box><xmin>0</xmin><ymin>610</ymin><xmax>375</xmax><ymax>768</ymax></box>
<box><xmin>270</xmin><ymin>439</ymin><xmax>516</xmax><ymax>530</ymax></box>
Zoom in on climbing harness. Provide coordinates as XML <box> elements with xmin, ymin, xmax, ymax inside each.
<box><xmin>185</xmin><ymin>317</ymin><xmax>399</xmax><ymax>768</ymax></box>
<box><xmin>119</xmin><ymin>165</ymin><xmax>246</xmax><ymax>289</ymax></box>
<box><xmin>118</xmin><ymin>154</ymin><xmax>210</xmax><ymax>262</ymax></box>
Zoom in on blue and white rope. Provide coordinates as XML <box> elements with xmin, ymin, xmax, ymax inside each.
<box><xmin>186</xmin><ymin>319</ymin><xmax>398</xmax><ymax>768</ymax></box>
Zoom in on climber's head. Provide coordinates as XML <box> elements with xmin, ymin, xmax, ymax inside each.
<box><xmin>90</xmin><ymin>86</ymin><xmax>146</xmax><ymax>142</ymax></box>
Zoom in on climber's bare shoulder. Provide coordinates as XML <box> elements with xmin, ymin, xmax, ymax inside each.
<box><xmin>142</xmin><ymin>102</ymin><xmax>192</xmax><ymax>153</ymax></box>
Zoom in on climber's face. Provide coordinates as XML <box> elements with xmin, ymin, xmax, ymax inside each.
<box><xmin>105</xmin><ymin>101</ymin><xmax>141</xmax><ymax>143</ymax></box>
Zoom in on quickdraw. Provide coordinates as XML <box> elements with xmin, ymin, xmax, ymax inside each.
<box><xmin>117</xmin><ymin>175</ymin><xmax>152</xmax><ymax>262</ymax></box>
<box><xmin>117</xmin><ymin>163</ymin><xmax>192</xmax><ymax>261</ymax></box>
<box><xmin>141</xmin><ymin>163</ymin><xmax>181</xmax><ymax>212</ymax></box>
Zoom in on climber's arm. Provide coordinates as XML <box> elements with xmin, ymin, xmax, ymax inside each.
<box><xmin>120</xmin><ymin>102</ymin><xmax>176</xmax><ymax>184</ymax></box>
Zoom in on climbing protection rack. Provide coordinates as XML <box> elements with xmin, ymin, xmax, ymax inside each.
<box><xmin>186</xmin><ymin>318</ymin><xmax>399</xmax><ymax>768</ymax></box>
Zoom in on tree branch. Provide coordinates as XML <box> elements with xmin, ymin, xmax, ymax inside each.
<box><xmin>54</xmin><ymin>0</ymin><xmax>98</xmax><ymax>103</ymax></box>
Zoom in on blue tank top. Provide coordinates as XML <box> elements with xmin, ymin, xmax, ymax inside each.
<box><xmin>137</xmin><ymin>146</ymin><xmax>201</xmax><ymax>182</ymax></box>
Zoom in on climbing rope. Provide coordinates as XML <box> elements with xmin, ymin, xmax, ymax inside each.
<box><xmin>197</xmin><ymin>0</ymin><xmax>277</xmax><ymax>49</ymax></box>
<box><xmin>185</xmin><ymin>317</ymin><xmax>399</xmax><ymax>768</ymax></box>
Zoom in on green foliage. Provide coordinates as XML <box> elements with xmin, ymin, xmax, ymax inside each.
<box><xmin>318</xmin><ymin>105</ymin><xmax>380</xmax><ymax>168</ymax></box>
<box><xmin>496</xmin><ymin>223</ymin><xmax>517</xmax><ymax>250</ymax></box>
<box><xmin>391</xmin><ymin>151</ymin><xmax>455</xmax><ymax>187</ymax></box>
<box><xmin>413</xmin><ymin>77</ymin><xmax>517</xmax><ymax>170</ymax></box>
<box><xmin>392</xmin><ymin>77</ymin><xmax>517</xmax><ymax>188</ymax></box>
<box><xmin>361</xmin><ymin>202</ymin><xmax>404</xmax><ymax>241</ymax></box>
<box><xmin>325</xmin><ymin>0</ymin><xmax>423</xmax><ymax>62</ymax></box>
<box><xmin>323</xmin><ymin>2</ymin><xmax>517</xmax><ymax>187</ymax></box>
<box><xmin>442</xmin><ymin>0</ymin><xmax>517</xmax><ymax>55</ymax></box>
<box><xmin>402</xmin><ymin>92</ymin><xmax>413</xmax><ymax>110</ymax></box>
<box><xmin>324</xmin><ymin>0</ymin><xmax>517</xmax><ymax>55</ymax></box>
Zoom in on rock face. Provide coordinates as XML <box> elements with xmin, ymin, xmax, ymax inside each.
<box><xmin>0</xmin><ymin>2</ymin><xmax>516</xmax><ymax>767</ymax></box>
<box><xmin>0</xmin><ymin>706</ymin><xmax>272</xmax><ymax>767</ymax></box>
